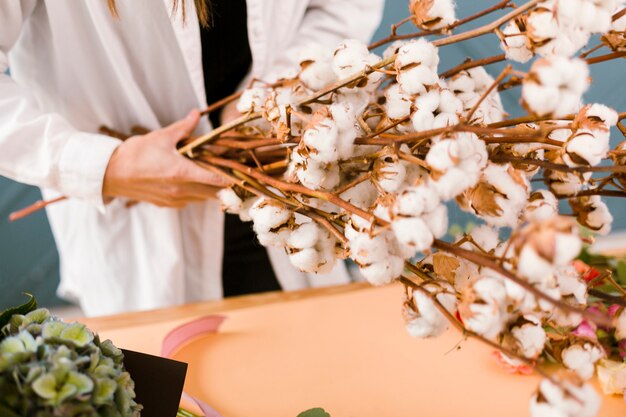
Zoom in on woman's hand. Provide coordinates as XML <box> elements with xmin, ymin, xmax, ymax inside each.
<box><xmin>102</xmin><ymin>109</ymin><xmax>230</xmax><ymax>208</ymax></box>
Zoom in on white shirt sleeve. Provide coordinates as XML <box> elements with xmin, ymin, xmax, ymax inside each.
<box><xmin>0</xmin><ymin>1</ymin><xmax>122</xmax><ymax>210</ymax></box>
<box><xmin>271</xmin><ymin>0</ymin><xmax>385</xmax><ymax>71</ymax></box>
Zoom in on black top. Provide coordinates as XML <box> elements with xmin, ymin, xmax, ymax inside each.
<box><xmin>198</xmin><ymin>0</ymin><xmax>281</xmax><ymax>297</ymax></box>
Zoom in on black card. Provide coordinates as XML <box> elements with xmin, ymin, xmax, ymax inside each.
<box><xmin>122</xmin><ymin>349</ymin><xmax>188</xmax><ymax>417</ymax></box>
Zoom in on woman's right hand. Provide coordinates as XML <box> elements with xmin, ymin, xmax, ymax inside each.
<box><xmin>102</xmin><ymin>109</ymin><xmax>230</xmax><ymax>208</ymax></box>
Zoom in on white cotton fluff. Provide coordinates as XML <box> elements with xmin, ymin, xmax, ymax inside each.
<box><xmin>395</xmin><ymin>39</ymin><xmax>440</xmax><ymax>70</ymax></box>
<box><xmin>288</xmin><ymin>222</ymin><xmax>320</xmax><ymax>250</ymax></box>
<box><xmin>297</xmin><ymin>44</ymin><xmax>337</xmax><ymax>91</ymax></box>
<box><xmin>217</xmin><ymin>188</ymin><xmax>243</xmax><ymax>214</ymax></box>
<box><xmin>411</xmin><ymin>109</ymin><xmax>436</xmax><ymax>131</ymax></box>
<box><xmin>470</xmin><ymin>225</ymin><xmax>500</xmax><ymax>252</ymax></box>
<box><xmin>414</xmin><ymin>89</ymin><xmax>441</xmax><ymax>113</ymax></box>
<box><xmin>237</xmin><ymin>87</ymin><xmax>269</xmax><ymax>113</ymax></box>
<box><xmin>518</xmin><ymin>245</ymin><xmax>558</xmax><ymax>285</ymax></box>
<box><xmin>527</xmin><ymin>8</ymin><xmax>560</xmax><ymax>47</ymax></box>
<box><xmin>288</xmin><ymin>225</ymin><xmax>337</xmax><ymax>274</ymax></box>
<box><xmin>586</xmin><ymin>103</ymin><xmax>619</xmax><ymax>127</ymax></box>
<box><xmin>393</xmin><ymin>185</ymin><xmax>440</xmax><ymax>218</ymax></box>
<box><xmin>249</xmin><ymin>198</ymin><xmax>292</xmax><ymax>235</ymax></box>
<box><xmin>475</xmin><ymin>164</ymin><xmax>530</xmax><ymax>228</ymax></box>
<box><xmin>432</xmin><ymin>112</ymin><xmax>460</xmax><ymax>129</ymax></box>
<box><xmin>546</xmin><ymin>171</ymin><xmax>589</xmax><ymax>197</ymax></box>
<box><xmin>332</xmin><ymin>39</ymin><xmax>382</xmax><ymax>86</ymax></box>
<box><xmin>577</xmin><ymin>195</ymin><xmax>614</xmax><ymax>235</ymax></box>
<box><xmin>556</xmin><ymin>265</ymin><xmax>588</xmax><ymax>305</ymax></box>
<box><xmin>397</xmin><ymin>66</ymin><xmax>439</xmax><ymax>96</ymax></box>
<box><xmin>461</xmin><ymin>276</ymin><xmax>508</xmax><ymax>340</ymax></box>
<box><xmin>349</xmin><ymin>232</ymin><xmax>390</xmax><ymax>266</ymax></box>
<box><xmin>359</xmin><ymin>255</ymin><xmax>405</xmax><ymax>286</ymax></box>
<box><xmin>501</xmin><ymin>20</ymin><xmax>534</xmax><ymax>63</ymax></box>
<box><xmin>385</xmin><ymin>84</ymin><xmax>413</xmax><ymax>120</ymax></box>
<box><xmin>530</xmin><ymin>377</ymin><xmax>601</xmax><ymax>417</ymax></box>
<box><xmin>391</xmin><ymin>217</ymin><xmax>434</xmax><ymax>256</ymax></box>
<box><xmin>290</xmin><ymin>151</ymin><xmax>341</xmax><ymax>191</ymax></box>
<box><xmin>437</xmin><ymin>89</ymin><xmax>463</xmax><ymax>114</ymax></box>
<box><xmin>522</xmin><ymin>56</ymin><xmax>590</xmax><ymax>117</ymax></box>
<box><xmin>405</xmin><ymin>284</ymin><xmax>457</xmax><ymax>338</ymax></box>
<box><xmin>427</xmin><ymin>132</ymin><xmax>488</xmax><ymax>200</ymax></box>
<box><xmin>511</xmin><ymin>316</ymin><xmax>547</xmax><ymax>359</ymax></box>
<box><xmin>302</xmin><ymin>117</ymin><xmax>340</xmax><ymax>163</ymax></box>
<box><xmin>562</xmin><ymin>343</ymin><xmax>604</xmax><ymax>380</ymax></box>
<box><xmin>565</xmin><ymin>130</ymin><xmax>610</xmax><ymax>167</ymax></box>
<box><xmin>615</xmin><ymin>308</ymin><xmax>626</xmax><ymax>340</ymax></box>
<box><xmin>340</xmin><ymin>180</ymin><xmax>378</xmax><ymax>210</ymax></box>
<box><xmin>415</xmin><ymin>0</ymin><xmax>457</xmax><ymax>29</ymax></box>
<box><xmin>376</xmin><ymin>158</ymin><xmax>407</xmax><ymax>193</ymax></box>
<box><xmin>523</xmin><ymin>190</ymin><xmax>559</xmax><ymax>222</ymax></box>
<box><xmin>238</xmin><ymin>197</ymin><xmax>260</xmax><ymax>222</ymax></box>
<box><xmin>421</xmin><ymin>204</ymin><xmax>448</xmax><ymax>239</ymax></box>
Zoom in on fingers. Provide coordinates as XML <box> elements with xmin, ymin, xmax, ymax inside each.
<box><xmin>161</xmin><ymin>109</ymin><xmax>201</xmax><ymax>144</ymax></box>
<box><xmin>174</xmin><ymin>159</ymin><xmax>232</xmax><ymax>187</ymax></box>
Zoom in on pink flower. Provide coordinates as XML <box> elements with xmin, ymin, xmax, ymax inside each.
<box><xmin>572</xmin><ymin>320</ymin><xmax>598</xmax><ymax>341</ymax></box>
<box><xmin>492</xmin><ymin>351</ymin><xmax>534</xmax><ymax>375</ymax></box>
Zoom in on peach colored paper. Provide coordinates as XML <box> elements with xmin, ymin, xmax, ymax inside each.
<box><xmin>89</xmin><ymin>284</ymin><xmax>626</xmax><ymax>417</ymax></box>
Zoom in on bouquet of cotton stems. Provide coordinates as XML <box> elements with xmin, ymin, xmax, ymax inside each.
<box><xmin>14</xmin><ymin>0</ymin><xmax>626</xmax><ymax>415</ymax></box>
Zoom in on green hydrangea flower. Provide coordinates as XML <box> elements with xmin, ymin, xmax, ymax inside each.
<box><xmin>0</xmin><ymin>300</ymin><xmax>142</xmax><ymax>417</ymax></box>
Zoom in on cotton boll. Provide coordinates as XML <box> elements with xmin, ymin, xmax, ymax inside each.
<box><xmin>429</xmin><ymin>167</ymin><xmax>479</xmax><ymax>201</ymax></box>
<box><xmin>332</xmin><ymin>39</ymin><xmax>371</xmax><ymax>78</ymax></box>
<box><xmin>460</xmin><ymin>277</ymin><xmax>508</xmax><ymax>340</ymax></box>
<box><xmin>249</xmin><ymin>199</ymin><xmax>293</xmax><ymax>234</ymax></box>
<box><xmin>288</xmin><ymin>222</ymin><xmax>320</xmax><ymax>250</ymax></box>
<box><xmin>375</xmin><ymin>157</ymin><xmax>407</xmax><ymax>193</ymax></box>
<box><xmin>518</xmin><ymin>245</ymin><xmax>556</xmax><ymax>285</ymax></box>
<box><xmin>393</xmin><ymin>185</ymin><xmax>440</xmax><ymax>217</ymax></box>
<box><xmin>237</xmin><ymin>87</ymin><xmax>269</xmax><ymax>113</ymax></box>
<box><xmin>524</xmin><ymin>190</ymin><xmax>559</xmax><ymax>222</ymax></box>
<box><xmin>383</xmin><ymin>40</ymin><xmax>407</xmax><ymax>60</ymax></box>
<box><xmin>237</xmin><ymin>197</ymin><xmax>259</xmax><ymax>222</ymax></box>
<box><xmin>527</xmin><ymin>8</ymin><xmax>560</xmax><ymax>47</ymax></box>
<box><xmin>411</xmin><ymin>108</ymin><xmax>435</xmax><ymax>131</ymax></box>
<box><xmin>392</xmin><ymin>217</ymin><xmax>434</xmax><ymax>256</ymax></box>
<box><xmin>448</xmin><ymin>72</ymin><xmax>475</xmax><ymax>94</ymax></box>
<box><xmin>501</xmin><ymin>20</ymin><xmax>534</xmax><ymax>63</ymax></box>
<box><xmin>359</xmin><ymin>256</ymin><xmax>404</xmax><ymax>286</ymax></box>
<box><xmin>349</xmin><ymin>233</ymin><xmax>391</xmax><ymax>265</ymax></box>
<box><xmin>296</xmin><ymin>159</ymin><xmax>341</xmax><ymax>191</ymax></box>
<box><xmin>395</xmin><ymin>39</ymin><xmax>440</xmax><ymax>70</ymax></box>
<box><xmin>300</xmin><ymin>61</ymin><xmax>337</xmax><ymax>91</ymax></box>
<box><xmin>511</xmin><ymin>316</ymin><xmax>547</xmax><ymax>359</ymax></box>
<box><xmin>530</xmin><ymin>377</ymin><xmax>601</xmax><ymax>417</ymax></box>
<box><xmin>385</xmin><ymin>84</ymin><xmax>413</xmax><ymax>120</ymax></box>
<box><xmin>422</xmin><ymin>204</ymin><xmax>448</xmax><ymax>239</ymax></box>
<box><xmin>470</xmin><ymin>225</ymin><xmax>500</xmax><ymax>252</ymax></box>
<box><xmin>302</xmin><ymin>117</ymin><xmax>340</xmax><ymax>163</ymax></box>
<box><xmin>564</xmin><ymin>130</ymin><xmax>610</xmax><ymax>167</ymax></box>
<box><xmin>562</xmin><ymin>343</ymin><xmax>605</xmax><ymax>380</ymax></box>
<box><xmin>217</xmin><ymin>188</ymin><xmax>243</xmax><ymax>214</ymax></box>
<box><xmin>340</xmin><ymin>180</ymin><xmax>378</xmax><ymax>210</ymax></box>
<box><xmin>257</xmin><ymin>229</ymin><xmax>291</xmax><ymax>248</ymax></box>
<box><xmin>414</xmin><ymin>89</ymin><xmax>441</xmax><ymax>113</ymax></box>
<box><xmin>405</xmin><ymin>284</ymin><xmax>457</xmax><ymax>338</ymax></box>
<box><xmin>545</xmin><ymin>170</ymin><xmax>588</xmax><ymax>197</ymax></box>
<box><xmin>570</xmin><ymin>195</ymin><xmax>613</xmax><ymax>235</ymax></box>
<box><xmin>397</xmin><ymin>65</ymin><xmax>438</xmax><ymax>95</ymax></box>
<box><xmin>410</xmin><ymin>0</ymin><xmax>457</xmax><ymax>30</ymax></box>
<box><xmin>288</xmin><ymin>248</ymin><xmax>322</xmax><ymax>273</ymax></box>
<box><xmin>554</xmin><ymin>232</ymin><xmax>583</xmax><ymax>266</ymax></box>
<box><xmin>432</xmin><ymin>112</ymin><xmax>459</xmax><ymax>129</ymax></box>
<box><xmin>556</xmin><ymin>265</ymin><xmax>588</xmax><ymax>305</ymax></box>
<box><xmin>426</xmin><ymin>139</ymin><xmax>460</xmax><ymax>172</ymax></box>
<box><xmin>437</xmin><ymin>89</ymin><xmax>463</xmax><ymax>114</ymax></box>
<box><xmin>584</xmin><ymin>103</ymin><xmax>618</xmax><ymax>127</ymax></box>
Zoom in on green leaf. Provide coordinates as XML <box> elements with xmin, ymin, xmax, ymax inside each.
<box><xmin>297</xmin><ymin>408</ymin><xmax>331</xmax><ymax>417</ymax></box>
<box><xmin>0</xmin><ymin>294</ymin><xmax>37</xmax><ymax>333</ymax></box>
<box><xmin>615</xmin><ymin>261</ymin><xmax>626</xmax><ymax>286</ymax></box>
<box><xmin>32</xmin><ymin>373</ymin><xmax>58</xmax><ymax>400</ymax></box>
<box><xmin>59</xmin><ymin>323</ymin><xmax>94</xmax><ymax>348</ymax></box>
<box><xmin>0</xmin><ymin>337</ymin><xmax>27</xmax><ymax>355</ymax></box>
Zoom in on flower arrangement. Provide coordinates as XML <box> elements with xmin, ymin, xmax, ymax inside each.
<box><xmin>0</xmin><ymin>296</ymin><xmax>142</xmax><ymax>417</ymax></box>
<box><xmin>10</xmin><ymin>0</ymin><xmax>626</xmax><ymax>415</ymax></box>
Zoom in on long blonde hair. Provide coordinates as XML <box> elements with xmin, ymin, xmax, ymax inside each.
<box><xmin>107</xmin><ymin>0</ymin><xmax>213</xmax><ymax>27</ymax></box>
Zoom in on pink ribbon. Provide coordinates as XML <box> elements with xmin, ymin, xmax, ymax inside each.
<box><xmin>160</xmin><ymin>315</ymin><xmax>227</xmax><ymax>417</ymax></box>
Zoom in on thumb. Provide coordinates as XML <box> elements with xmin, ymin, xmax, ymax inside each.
<box><xmin>161</xmin><ymin>109</ymin><xmax>201</xmax><ymax>144</ymax></box>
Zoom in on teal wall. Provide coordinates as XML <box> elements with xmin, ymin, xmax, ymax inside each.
<box><xmin>1</xmin><ymin>1</ymin><xmax>625</xmax><ymax>309</ymax></box>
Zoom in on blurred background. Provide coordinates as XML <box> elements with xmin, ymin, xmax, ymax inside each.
<box><xmin>1</xmin><ymin>0</ymin><xmax>625</xmax><ymax>310</ymax></box>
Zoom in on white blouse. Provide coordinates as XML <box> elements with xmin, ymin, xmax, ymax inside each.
<box><xmin>0</xmin><ymin>0</ymin><xmax>384</xmax><ymax>316</ymax></box>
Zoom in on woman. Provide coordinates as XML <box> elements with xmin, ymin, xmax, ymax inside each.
<box><xmin>0</xmin><ymin>0</ymin><xmax>384</xmax><ymax>316</ymax></box>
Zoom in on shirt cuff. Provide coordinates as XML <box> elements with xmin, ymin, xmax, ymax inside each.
<box><xmin>57</xmin><ymin>131</ymin><xmax>122</xmax><ymax>212</ymax></box>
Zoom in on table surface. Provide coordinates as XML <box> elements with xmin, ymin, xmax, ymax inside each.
<box><xmin>80</xmin><ymin>282</ymin><xmax>626</xmax><ymax>417</ymax></box>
